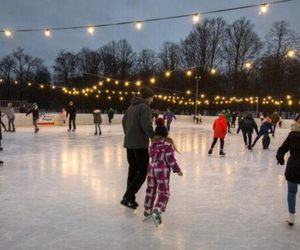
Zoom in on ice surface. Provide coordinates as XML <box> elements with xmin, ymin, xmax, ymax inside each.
<box><xmin>0</xmin><ymin>122</ymin><xmax>299</xmax><ymax>250</ymax></box>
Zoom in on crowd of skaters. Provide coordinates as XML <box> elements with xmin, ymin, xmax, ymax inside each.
<box><xmin>0</xmin><ymin>89</ymin><xmax>299</xmax><ymax>228</ymax></box>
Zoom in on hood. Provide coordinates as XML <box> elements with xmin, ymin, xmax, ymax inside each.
<box><xmin>291</xmin><ymin>122</ymin><xmax>300</xmax><ymax>132</ymax></box>
<box><xmin>131</xmin><ymin>96</ymin><xmax>146</xmax><ymax>106</ymax></box>
<box><xmin>93</xmin><ymin>109</ymin><xmax>101</xmax><ymax>113</ymax></box>
<box><xmin>218</xmin><ymin>114</ymin><xmax>226</xmax><ymax>119</ymax></box>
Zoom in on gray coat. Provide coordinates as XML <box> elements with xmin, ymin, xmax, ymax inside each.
<box><xmin>122</xmin><ymin>97</ymin><xmax>155</xmax><ymax>149</ymax></box>
<box><xmin>6</xmin><ymin>107</ymin><xmax>15</xmax><ymax>119</ymax></box>
<box><xmin>93</xmin><ymin>110</ymin><xmax>102</xmax><ymax>124</ymax></box>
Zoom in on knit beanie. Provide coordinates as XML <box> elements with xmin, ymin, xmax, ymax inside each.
<box><xmin>155</xmin><ymin>118</ymin><xmax>168</xmax><ymax>138</ymax></box>
<box><xmin>140</xmin><ymin>87</ymin><xmax>155</xmax><ymax>99</ymax></box>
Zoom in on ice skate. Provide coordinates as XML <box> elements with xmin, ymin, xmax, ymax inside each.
<box><xmin>72</xmin><ymin>129</ymin><xmax>76</xmax><ymax>132</ymax></box>
<box><xmin>0</xmin><ymin>147</ymin><xmax>3</xmax><ymax>151</ymax></box>
<box><xmin>219</xmin><ymin>150</ymin><xmax>226</xmax><ymax>156</ymax></box>
<box><xmin>120</xmin><ymin>198</ymin><xmax>137</xmax><ymax>210</ymax></box>
<box><xmin>248</xmin><ymin>146</ymin><xmax>253</xmax><ymax>151</ymax></box>
<box><xmin>94</xmin><ymin>132</ymin><xmax>97</xmax><ymax>135</ymax></box>
<box><xmin>67</xmin><ymin>129</ymin><xmax>71</xmax><ymax>132</ymax></box>
<box><xmin>287</xmin><ymin>213</ymin><xmax>295</xmax><ymax>227</ymax></box>
<box><xmin>34</xmin><ymin>128</ymin><xmax>39</xmax><ymax>134</ymax></box>
<box><xmin>143</xmin><ymin>211</ymin><xmax>152</xmax><ymax>222</ymax></box>
<box><xmin>0</xmin><ymin>160</ymin><xmax>3</xmax><ymax>165</ymax></box>
<box><xmin>151</xmin><ymin>209</ymin><xmax>162</xmax><ymax>227</ymax></box>
<box><xmin>208</xmin><ymin>149</ymin><xmax>213</xmax><ymax>155</ymax></box>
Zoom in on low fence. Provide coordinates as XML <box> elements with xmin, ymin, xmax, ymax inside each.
<box><xmin>0</xmin><ymin>113</ymin><xmax>295</xmax><ymax>129</ymax></box>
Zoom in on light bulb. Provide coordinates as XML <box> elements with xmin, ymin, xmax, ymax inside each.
<box><xmin>44</xmin><ymin>29</ymin><xmax>51</xmax><ymax>37</ymax></box>
<box><xmin>135</xmin><ymin>22</ymin><xmax>143</xmax><ymax>30</ymax></box>
<box><xmin>87</xmin><ymin>26</ymin><xmax>95</xmax><ymax>35</ymax></box>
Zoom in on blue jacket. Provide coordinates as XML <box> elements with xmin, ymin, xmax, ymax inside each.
<box><xmin>259</xmin><ymin>121</ymin><xmax>273</xmax><ymax>135</ymax></box>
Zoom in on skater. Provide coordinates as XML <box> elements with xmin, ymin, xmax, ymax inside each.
<box><xmin>121</xmin><ymin>87</ymin><xmax>155</xmax><ymax>209</ymax></box>
<box><xmin>93</xmin><ymin>107</ymin><xmax>102</xmax><ymax>135</ymax></box>
<box><xmin>26</xmin><ymin>103</ymin><xmax>40</xmax><ymax>133</ymax></box>
<box><xmin>279</xmin><ymin>116</ymin><xmax>283</xmax><ymax>128</ymax></box>
<box><xmin>208</xmin><ymin>112</ymin><xmax>227</xmax><ymax>156</ymax></box>
<box><xmin>66</xmin><ymin>101</ymin><xmax>76</xmax><ymax>132</ymax></box>
<box><xmin>239</xmin><ymin>113</ymin><xmax>258</xmax><ymax>150</ymax></box>
<box><xmin>231</xmin><ymin>111</ymin><xmax>237</xmax><ymax>128</ymax></box>
<box><xmin>225</xmin><ymin>109</ymin><xmax>232</xmax><ymax>133</ymax></box>
<box><xmin>0</xmin><ymin>113</ymin><xmax>3</xmax><ymax>151</ymax></box>
<box><xmin>108</xmin><ymin>108</ymin><xmax>114</xmax><ymax>125</ymax></box>
<box><xmin>163</xmin><ymin>108</ymin><xmax>176</xmax><ymax>131</ymax></box>
<box><xmin>5</xmin><ymin>103</ymin><xmax>15</xmax><ymax>132</ymax></box>
<box><xmin>144</xmin><ymin>118</ymin><xmax>183</xmax><ymax>226</ymax></box>
<box><xmin>251</xmin><ymin>118</ymin><xmax>273</xmax><ymax>148</ymax></box>
<box><xmin>237</xmin><ymin>111</ymin><xmax>244</xmax><ymax>134</ymax></box>
<box><xmin>0</xmin><ymin>108</ymin><xmax>7</xmax><ymax>132</ymax></box>
<box><xmin>152</xmin><ymin>109</ymin><xmax>159</xmax><ymax>123</ymax></box>
<box><xmin>276</xmin><ymin>119</ymin><xmax>300</xmax><ymax>227</ymax></box>
<box><xmin>270</xmin><ymin>110</ymin><xmax>280</xmax><ymax>137</ymax></box>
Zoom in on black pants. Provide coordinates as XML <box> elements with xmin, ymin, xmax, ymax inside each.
<box><xmin>210</xmin><ymin>138</ymin><xmax>224</xmax><ymax>150</ymax></box>
<box><xmin>124</xmin><ymin>148</ymin><xmax>149</xmax><ymax>202</ymax></box>
<box><xmin>272</xmin><ymin>123</ymin><xmax>277</xmax><ymax>136</ymax></box>
<box><xmin>227</xmin><ymin>122</ymin><xmax>231</xmax><ymax>132</ymax></box>
<box><xmin>0</xmin><ymin>120</ymin><xmax>6</xmax><ymax>130</ymax></box>
<box><xmin>69</xmin><ymin>117</ymin><xmax>76</xmax><ymax>130</ymax></box>
<box><xmin>8</xmin><ymin>118</ymin><xmax>15</xmax><ymax>131</ymax></box>
<box><xmin>242</xmin><ymin>130</ymin><xmax>253</xmax><ymax>147</ymax></box>
<box><xmin>252</xmin><ymin>132</ymin><xmax>264</xmax><ymax>147</ymax></box>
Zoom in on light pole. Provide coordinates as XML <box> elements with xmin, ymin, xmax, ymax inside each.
<box><xmin>194</xmin><ymin>76</ymin><xmax>201</xmax><ymax>115</ymax></box>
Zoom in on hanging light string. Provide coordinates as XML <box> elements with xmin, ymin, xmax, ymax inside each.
<box><xmin>0</xmin><ymin>0</ymin><xmax>293</xmax><ymax>35</ymax></box>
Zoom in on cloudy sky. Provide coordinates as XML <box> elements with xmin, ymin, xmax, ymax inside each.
<box><xmin>0</xmin><ymin>0</ymin><xmax>299</xmax><ymax>67</ymax></box>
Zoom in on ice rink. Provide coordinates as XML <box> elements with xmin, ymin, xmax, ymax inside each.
<box><xmin>0</xmin><ymin>122</ymin><xmax>299</xmax><ymax>250</ymax></box>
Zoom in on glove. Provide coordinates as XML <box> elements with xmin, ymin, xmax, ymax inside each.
<box><xmin>276</xmin><ymin>157</ymin><xmax>285</xmax><ymax>165</ymax></box>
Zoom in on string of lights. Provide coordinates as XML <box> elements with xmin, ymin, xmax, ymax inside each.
<box><xmin>0</xmin><ymin>0</ymin><xmax>294</xmax><ymax>38</ymax></box>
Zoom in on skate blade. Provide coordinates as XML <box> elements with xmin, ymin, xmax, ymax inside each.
<box><xmin>143</xmin><ymin>215</ymin><xmax>152</xmax><ymax>222</ymax></box>
<box><xmin>151</xmin><ymin>215</ymin><xmax>159</xmax><ymax>228</ymax></box>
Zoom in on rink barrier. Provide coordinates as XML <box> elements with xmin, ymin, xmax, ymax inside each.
<box><xmin>4</xmin><ymin>113</ymin><xmax>295</xmax><ymax>129</ymax></box>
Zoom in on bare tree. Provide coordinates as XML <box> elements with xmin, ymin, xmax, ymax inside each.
<box><xmin>116</xmin><ymin>39</ymin><xmax>136</xmax><ymax>78</ymax></box>
<box><xmin>53</xmin><ymin>50</ymin><xmax>78</xmax><ymax>84</ymax></box>
<box><xmin>222</xmin><ymin>18</ymin><xmax>263</xmax><ymax>92</ymax></box>
<box><xmin>77</xmin><ymin>47</ymin><xmax>102</xmax><ymax>76</ymax></box>
<box><xmin>158</xmin><ymin>41</ymin><xmax>182</xmax><ymax>71</ymax></box>
<box><xmin>0</xmin><ymin>55</ymin><xmax>16</xmax><ymax>99</ymax></box>
<box><xmin>135</xmin><ymin>49</ymin><xmax>157</xmax><ymax>76</ymax></box>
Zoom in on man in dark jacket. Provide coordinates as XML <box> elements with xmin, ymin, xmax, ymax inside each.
<box><xmin>67</xmin><ymin>101</ymin><xmax>77</xmax><ymax>132</ymax></box>
<box><xmin>276</xmin><ymin>121</ymin><xmax>300</xmax><ymax>227</ymax></box>
<box><xmin>239</xmin><ymin>113</ymin><xmax>258</xmax><ymax>150</ymax></box>
<box><xmin>270</xmin><ymin>110</ymin><xmax>280</xmax><ymax>137</ymax></box>
<box><xmin>121</xmin><ymin>87</ymin><xmax>155</xmax><ymax>209</ymax></box>
<box><xmin>251</xmin><ymin>118</ymin><xmax>273</xmax><ymax>148</ymax></box>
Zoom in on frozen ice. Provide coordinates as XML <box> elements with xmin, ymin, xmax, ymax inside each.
<box><xmin>0</xmin><ymin>122</ymin><xmax>299</xmax><ymax>250</ymax></box>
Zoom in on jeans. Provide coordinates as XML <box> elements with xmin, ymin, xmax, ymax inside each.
<box><xmin>166</xmin><ymin>120</ymin><xmax>172</xmax><ymax>131</ymax></box>
<box><xmin>8</xmin><ymin>118</ymin><xmax>15</xmax><ymax>131</ymax></box>
<box><xmin>69</xmin><ymin>117</ymin><xmax>76</xmax><ymax>130</ymax></box>
<box><xmin>288</xmin><ymin>181</ymin><xmax>298</xmax><ymax>214</ymax></box>
<box><xmin>124</xmin><ymin>149</ymin><xmax>149</xmax><ymax>202</ymax></box>
<box><xmin>242</xmin><ymin>130</ymin><xmax>253</xmax><ymax>147</ymax></box>
<box><xmin>210</xmin><ymin>138</ymin><xmax>224</xmax><ymax>150</ymax></box>
<box><xmin>95</xmin><ymin>123</ymin><xmax>101</xmax><ymax>134</ymax></box>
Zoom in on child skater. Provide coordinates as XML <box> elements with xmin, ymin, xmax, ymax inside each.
<box><xmin>92</xmin><ymin>107</ymin><xmax>102</xmax><ymax>135</ymax></box>
<box><xmin>144</xmin><ymin>118</ymin><xmax>183</xmax><ymax>226</ymax></box>
<box><xmin>208</xmin><ymin>111</ymin><xmax>228</xmax><ymax>156</ymax></box>
<box><xmin>26</xmin><ymin>103</ymin><xmax>40</xmax><ymax>133</ymax></box>
<box><xmin>276</xmin><ymin>118</ymin><xmax>300</xmax><ymax>227</ymax></box>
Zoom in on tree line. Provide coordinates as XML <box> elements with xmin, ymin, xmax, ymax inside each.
<box><xmin>0</xmin><ymin>17</ymin><xmax>299</xmax><ymax>111</ymax></box>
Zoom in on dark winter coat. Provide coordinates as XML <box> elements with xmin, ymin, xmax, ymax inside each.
<box><xmin>67</xmin><ymin>105</ymin><xmax>77</xmax><ymax>119</ymax></box>
<box><xmin>240</xmin><ymin>115</ymin><xmax>258</xmax><ymax>134</ymax></box>
<box><xmin>122</xmin><ymin>97</ymin><xmax>155</xmax><ymax>149</ymax></box>
<box><xmin>276</xmin><ymin>123</ymin><xmax>300</xmax><ymax>183</ymax></box>
<box><xmin>26</xmin><ymin>108</ymin><xmax>39</xmax><ymax>120</ymax></box>
<box><xmin>93</xmin><ymin>110</ymin><xmax>102</xmax><ymax>124</ymax></box>
<box><xmin>108</xmin><ymin>109</ymin><xmax>114</xmax><ymax>119</ymax></box>
<box><xmin>259</xmin><ymin>121</ymin><xmax>273</xmax><ymax>135</ymax></box>
<box><xmin>270</xmin><ymin>112</ymin><xmax>280</xmax><ymax>124</ymax></box>
<box><xmin>213</xmin><ymin>114</ymin><xmax>227</xmax><ymax>139</ymax></box>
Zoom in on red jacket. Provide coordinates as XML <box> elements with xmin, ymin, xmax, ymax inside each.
<box><xmin>213</xmin><ymin>114</ymin><xmax>228</xmax><ymax>139</ymax></box>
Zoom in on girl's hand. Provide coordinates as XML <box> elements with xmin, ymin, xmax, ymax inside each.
<box><xmin>178</xmin><ymin>171</ymin><xmax>183</xmax><ymax>176</ymax></box>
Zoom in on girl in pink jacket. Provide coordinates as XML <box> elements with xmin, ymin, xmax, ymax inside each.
<box><xmin>144</xmin><ymin>118</ymin><xmax>183</xmax><ymax>226</ymax></box>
